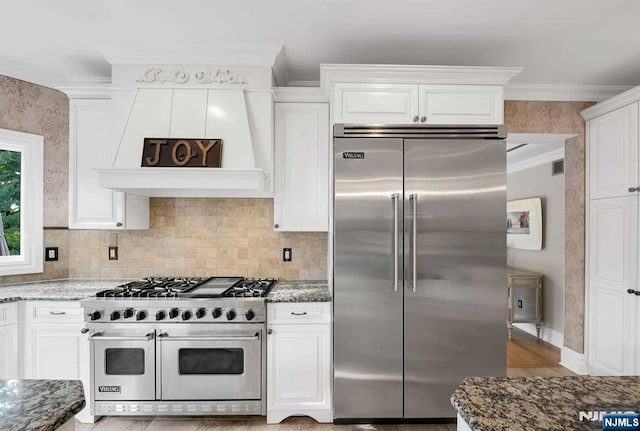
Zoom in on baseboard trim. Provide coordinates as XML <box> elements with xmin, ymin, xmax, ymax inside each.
<box><xmin>513</xmin><ymin>323</ymin><xmax>563</xmax><ymax>348</ymax></box>
<box><xmin>560</xmin><ymin>347</ymin><xmax>588</xmax><ymax>375</ymax></box>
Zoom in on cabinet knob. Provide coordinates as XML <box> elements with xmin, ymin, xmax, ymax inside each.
<box><xmin>274</xmin><ymin>223</ymin><xmax>279</xmax><ymax>229</ymax></box>
<box><xmin>413</xmin><ymin>116</ymin><xmax>419</xmax><ymax>123</ymax></box>
<box><xmin>267</xmin><ymin>329</ymin><xmax>273</xmax><ymax>335</ymax></box>
<box><xmin>627</xmin><ymin>289</ymin><xmax>640</xmax><ymax>295</ymax></box>
<box><xmin>420</xmin><ymin>116</ymin><xmax>427</xmax><ymax>123</ymax></box>
<box><xmin>116</xmin><ymin>222</ymin><xmax>123</xmax><ymax>227</ymax></box>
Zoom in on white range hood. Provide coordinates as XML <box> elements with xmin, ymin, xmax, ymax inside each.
<box><xmin>97</xmin><ymin>66</ymin><xmax>274</xmax><ymax>198</ymax></box>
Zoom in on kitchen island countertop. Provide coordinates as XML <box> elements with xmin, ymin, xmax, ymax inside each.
<box><xmin>451</xmin><ymin>375</ymin><xmax>640</xmax><ymax>431</ymax></box>
<box><xmin>0</xmin><ymin>379</ymin><xmax>85</xmax><ymax>431</ymax></box>
<box><xmin>0</xmin><ymin>279</ymin><xmax>131</xmax><ymax>303</ymax></box>
<box><xmin>266</xmin><ymin>280</ymin><xmax>331</xmax><ymax>302</ymax></box>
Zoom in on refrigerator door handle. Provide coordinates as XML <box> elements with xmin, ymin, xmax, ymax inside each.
<box><xmin>410</xmin><ymin>193</ymin><xmax>418</xmax><ymax>292</ymax></box>
<box><xmin>392</xmin><ymin>193</ymin><xmax>400</xmax><ymax>292</ymax></box>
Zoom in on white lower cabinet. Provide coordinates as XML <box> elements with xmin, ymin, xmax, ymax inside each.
<box><xmin>22</xmin><ymin>301</ymin><xmax>94</xmax><ymax>423</ymax></box>
<box><xmin>267</xmin><ymin>302</ymin><xmax>332</xmax><ymax>423</ymax></box>
<box><xmin>0</xmin><ymin>302</ymin><xmax>18</xmax><ymax>379</ymax></box>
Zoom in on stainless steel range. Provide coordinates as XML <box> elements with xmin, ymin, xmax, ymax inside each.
<box><xmin>81</xmin><ymin>277</ymin><xmax>275</xmax><ymax>416</ymax></box>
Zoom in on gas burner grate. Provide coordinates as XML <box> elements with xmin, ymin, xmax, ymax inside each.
<box><xmin>223</xmin><ymin>279</ymin><xmax>276</xmax><ymax>298</ymax></box>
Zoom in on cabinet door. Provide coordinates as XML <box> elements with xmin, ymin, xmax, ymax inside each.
<box><xmin>274</xmin><ymin>103</ymin><xmax>329</xmax><ymax>231</ymax></box>
<box><xmin>24</xmin><ymin>323</ymin><xmax>88</xmax><ymax>380</ymax></box>
<box><xmin>267</xmin><ymin>324</ymin><xmax>331</xmax><ymax>421</ymax></box>
<box><xmin>0</xmin><ymin>324</ymin><xmax>18</xmax><ymax>379</ymax></box>
<box><xmin>69</xmin><ymin>98</ymin><xmax>126</xmax><ymax>229</ymax></box>
<box><xmin>588</xmin><ymin>103</ymin><xmax>639</xmax><ymax>200</ymax></box>
<box><xmin>418</xmin><ymin>85</ymin><xmax>503</xmax><ymax>125</ymax></box>
<box><xmin>333</xmin><ymin>83</ymin><xmax>419</xmax><ymax>124</ymax></box>
<box><xmin>588</xmin><ymin>197</ymin><xmax>638</xmax><ymax>375</ymax></box>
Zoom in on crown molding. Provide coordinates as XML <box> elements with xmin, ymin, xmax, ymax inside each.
<box><xmin>506</xmin><ymin>83</ymin><xmax>631</xmax><ymax>103</ymax></box>
<box><xmin>319</xmin><ymin>64</ymin><xmax>524</xmax><ymax>91</ymax></box>
<box><xmin>96</xmin><ymin>43</ymin><xmax>284</xmax><ymax>67</ymax></box>
<box><xmin>580</xmin><ymin>85</ymin><xmax>640</xmax><ymax>120</ymax></box>
<box><xmin>0</xmin><ymin>57</ymin><xmax>66</xmax><ymax>89</ymax></box>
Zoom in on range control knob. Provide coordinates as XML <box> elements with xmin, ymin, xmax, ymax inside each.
<box><xmin>155</xmin><ymin>311</ymin><xmax>166</xmax><ymax>321</ymax></box>
<box><xmin>123</xmin><ymin>308</ymin><xmax>134</xmax><ymax>319</ymax></box>
<box><xmin>245</xmin><ymin>309</ymin><xmax>256</xmax><ymax>321</ymax></box>
<box><xmin>169</xmin><ymin>308</ymin><xmax>179</xmax><ymax>319</ymax></box>
<box><xmin>89</xmin><ymin>310</ymin><xmax>102</xmax><ymax>321</ymax></box>
<box><xmin>226</xmin><ymin>309</ymin><xmax>236</xmax><ymax>321</ymax></box>
<box><xmin>212</xmin><ymin>308</ymin><xmax>222</xmax><ymax>319</ymax></box>
<box><xmin>110</xmin><ymin>311</ymin><xmax>121</xmax><ymax>321</ymax></box>
<box><xmin>136</xmin><ymin>310</ymin><xmax>148</xmax><ymax>321</ymax></box>
<box><xmin>182</xmin><ymin>310</ymin><xmax>193</xmax><ymax>321</ymax></box>
<box><xmin>196</xmin><ymin>308</ymin><xmax>207</xmax><ymax>319</ymax></box>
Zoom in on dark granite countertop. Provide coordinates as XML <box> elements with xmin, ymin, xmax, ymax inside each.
<box><xmin>0</xmin><ymin>279</ymin><xmax>131</xmax><ymax>303</ymax></box>
<box><xmin>266</xmin><ymin>280</ymin><xmax>331</xmax><ymax>302</ymax></box>
<box><xmin>452</xmin><ymin>376</ymin><xmax>640</xmax><ymax>431</ymax></box>
<box><xmin>0</xmin><ymin>379</ymin><xmax>85</xmax><ymax>431</ymax></box>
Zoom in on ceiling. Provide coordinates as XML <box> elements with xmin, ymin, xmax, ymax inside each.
<box><xmin>1</xmin><ymin>0</ymin><xmax>639</xmax><ymax>86</ymax></box>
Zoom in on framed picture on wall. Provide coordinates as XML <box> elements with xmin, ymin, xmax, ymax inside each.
<box><xmin>507</xmin><ymin>198</ymin><xmax>542</xmax><ymax>250</ymax></box>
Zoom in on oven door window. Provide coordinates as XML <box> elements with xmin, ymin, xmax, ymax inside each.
<box><xmin>105</xmin><ymin>348</ymin><xmax>145</xmax><ymax>375</ymax></box>
<box><xmin>178</xmin><ymin>348</ymin><xmax>244</xmax><ymax>375</ymax></box>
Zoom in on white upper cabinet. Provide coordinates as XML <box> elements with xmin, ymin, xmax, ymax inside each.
<box><xmin>332</xmin><ymin>83</ymin><xmax>504</xmax><ymax>125</ymax></box>
<box><xmin>588</xmin><ymin>102</ymin><xmax>639</xmax><ymax>200</ymax></box>
<box><xmin>418</xmin><ymin>85</ymin><xmax>503</xmax><ymax>125</ymax></box>
<box><xmin>333</xmin><ymin>83</ymin><xmax>419</xmax><ymax>124</ymax></box>
<box><xmin>274</xmin><ymin>103</ymin><xmax>329</xmax><ymax>231</ymax></box>
<box><xmin>69</xmin><ymin>97</ymin><xmax>149</xmax><ymax>230</ymax></box>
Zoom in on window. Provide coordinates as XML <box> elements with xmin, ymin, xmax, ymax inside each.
<box><xmin>0</xmin><ymin>129</ymin><xmax>43</xmax><ymax>275</ymax></box>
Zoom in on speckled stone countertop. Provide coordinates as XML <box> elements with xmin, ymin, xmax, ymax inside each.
<box><xmin>0</xmin><ymin>379</ymin><xmax>85</xmax><ymax>431</ymax></box>
<box><xmin>266</xmin><ymin>280</ymin><xmax>331</xmax><ymax>302</ymax></box>
<box><xmin>452</xmin><ymin>376</ymin><xmax>640</xmax><ymax>431</ymax></box>
<box><xmin>0</xmin><ymin>279</ymin><xmax>131</xmax><ymax>303</ymax></box>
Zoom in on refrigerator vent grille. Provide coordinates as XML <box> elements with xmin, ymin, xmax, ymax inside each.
<box><xmin>335</xmin><ymin>124</ymin><xmax>507</xmax><ymax>139</ymax></box>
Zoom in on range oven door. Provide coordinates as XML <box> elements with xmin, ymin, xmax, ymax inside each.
<box><xmin>91</xmin><ymin>329</ymin><xmax>156</xmax><ymax>401</ymax></box>
<box><xmin>159</xmin><ymin>326</ymin><xmax>262</xmax><ymax>400</ymax></box>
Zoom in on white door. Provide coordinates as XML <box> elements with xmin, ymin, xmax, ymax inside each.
<box><xmin>588</xmin><ymin>196</ymin><xmax>638</xmax><ymax>375</ymax></box>
<box><xmin>267</xmin><ymin>324</ymin><xmax>331</xmax><ymax>418</ymax></box>
<box><xmin>333</xmin><ymin>83</ymin><xmax>419</xmax><ymax>124</ymax></box>
<box><xmin>274</xmin><ymin>103</ymin><xmax>329</xmax><ymax>231</ymax></box>
<box><xmin>0</xmin><ymin>324</ymin><xmax>18</xmax><ymax>378</ymax></box>
<box><xmin>417</xmin><ymin>85</ymin><xmax>504</xmax><ymax>125</ymax></box>
<box><xmin>24</xmin><ymin>323</ymin><xmax>88</xmax><ymax>380</ymax></box>
<box><xmin>69</xmin><ymin>98</ymin><xmax>125</xmax><ymax>229</ymax></box>
<box><xmin>588</xmin><ymin>102</ymin><xmax>639</xmax><ymax>200</ymax></box>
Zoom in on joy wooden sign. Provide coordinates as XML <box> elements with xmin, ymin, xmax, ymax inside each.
<box><xmin>141</xmin><ymin>138</ymin><xmax>223</xmax><ymax>167</ymax></box>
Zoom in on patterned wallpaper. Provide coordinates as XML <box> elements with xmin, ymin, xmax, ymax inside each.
<box><xmin>0</xmin><ymin>76</ymin><xmax>69</xmax><ymax>283</ymax></box>
<box><xmin>505</xmin><ymin>101</ymin><xmax>595</xmax><ymax>354</ymax></box>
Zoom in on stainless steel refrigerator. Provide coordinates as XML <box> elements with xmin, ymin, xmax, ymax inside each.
<box><xmin>333</xmin><ymin>124</ymin><xmax>507</xmax><ymax>420</ymax></box>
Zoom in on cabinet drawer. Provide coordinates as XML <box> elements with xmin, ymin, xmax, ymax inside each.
<box><xmin>24</xmin><ymin>301</ymin><xmax>84</xmax><ymax>323</ymax></box>
<box><xmin>0</xmin><ymin>302</ymin><xmax>17</xmax><ymax>326</ymax></box>
<box><xmin>268</xmin><ymin>302</ymin><xmax>331</xmax><ymax>324</ymax></box>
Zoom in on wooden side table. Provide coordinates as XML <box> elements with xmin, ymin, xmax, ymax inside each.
<box><xmin>507</xmin><ymin>267</ymin><xmax>543</xmax><ymax>340</ymax></box>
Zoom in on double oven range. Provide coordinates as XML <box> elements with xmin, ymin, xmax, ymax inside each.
<box><xmin>81</xmin><ymin>277</ymin><xmax>275</xmax><ymax>416</ymax></box>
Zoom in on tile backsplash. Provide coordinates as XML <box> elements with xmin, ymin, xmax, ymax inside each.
<box><xmin>67</xmin><ymin>198</ymin><xmax>328</xmax><ymax>280</ymax></box>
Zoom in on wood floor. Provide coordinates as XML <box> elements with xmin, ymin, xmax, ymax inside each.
<box><xmin>77</xmin><ymin>329</ymin><xmax>572</xmax><ymax>430</ymax></box>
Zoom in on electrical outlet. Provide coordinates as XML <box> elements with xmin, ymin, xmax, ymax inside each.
<box><xmin>108</xmin><ymin>246</ymin><xmax>119</xmax><ymax>261</ymax></box>
<box><xmin>283</xmin><ymin>248</ymin><xmax>292</xmax><ymax>262</ymax></box>
<box><xmin>517</xmin><ymin>299</ymin><xmax>523</xmax><ymax>309</ymax></box>
<box><xmin>45</xmin><ymin>247</ymin><xmax>58</xmax><ymax>262</ymax></box>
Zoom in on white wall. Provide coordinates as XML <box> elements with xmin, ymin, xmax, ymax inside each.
<box><xmin>507</xmin><ymin>162</ymin><xmax>565</xmax><ymax>341</ymax></box>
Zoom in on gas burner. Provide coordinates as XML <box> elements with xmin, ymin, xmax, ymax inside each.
<box><xmin>223</xmin><ymin>279</ymin><xmax>276</xmax><ymax>298</ymax></box>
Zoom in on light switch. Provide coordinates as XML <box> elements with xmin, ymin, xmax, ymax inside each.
<box><xmin>45</xmin><ymin>247</ymin><xmax>58</xmax><ymax>262</ymax></box>
<box><xmin>108</xmin><ymin>246</ymin><xmax>119</xmax><ymax>261</ymax></box>
<box><xmin>283</xmin><ymin>248</ymin><xmax>292</xmax><ymax>262</ymax></box>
